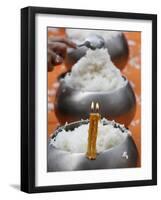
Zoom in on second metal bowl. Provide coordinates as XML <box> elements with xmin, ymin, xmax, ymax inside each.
<box><xmin>55</xmin><ymin>77</ymin><xmax>136</xmax><ymax>127</ymax></box>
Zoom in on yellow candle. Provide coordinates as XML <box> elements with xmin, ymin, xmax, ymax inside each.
<box><xmin>86</xmin><ymin>102</ymin><xmax>100</xmax><ymax>160</ymax></box>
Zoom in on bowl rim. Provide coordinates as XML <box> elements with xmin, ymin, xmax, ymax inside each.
<box><xmin>66</xmin><ymin>31</ymin><xmax>124</xmax><ymax>44</ymax></box>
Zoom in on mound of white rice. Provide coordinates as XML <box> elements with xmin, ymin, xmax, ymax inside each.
<box><xmin>66</xmin><ymin>29</ymin><xmax>121</xmax><ymax>44</ymax></box>
<box><xmin>50</xmin><ymin>119</ymin><xmax>129</xmax><ymax>153</ymax></box>
<box><xmin>64</xmin><ymin>48</ymin><xmax>126</xmax><ymax>91</ymax></box>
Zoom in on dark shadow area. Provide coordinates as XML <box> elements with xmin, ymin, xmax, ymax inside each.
<box><xmin>10</xmin><ymin>184</ymin><xmax>20</xmax><ymax>191</ymax></box>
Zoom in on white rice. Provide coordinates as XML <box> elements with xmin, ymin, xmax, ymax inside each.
<box><xmin>66</xmin><ymin>29</ymin><xmax>121</xmax><ymax>44</ymax></box>
<box><xmin>64</xmin><ymin>48</ymin><xmax>126</xmax><ymax>91</ymax></box>
<box><xmin>50</xmin><ymin>119</ymin><xmax>129</xmax><ymax>153</ymax></box>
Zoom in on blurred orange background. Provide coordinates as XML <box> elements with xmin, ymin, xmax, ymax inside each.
<box><xmin>47</xmin><ymin>28</ymin><xmax>141</xmax><ymax>167</ymax></box>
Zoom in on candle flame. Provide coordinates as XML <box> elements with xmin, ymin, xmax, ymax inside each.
<box><xmin>90</xmin><ymin>101</ymin><xmax>100</xmax><ymax>113</ymax></box>
<box><xmin>96</xmin><ymin>102</ymin><xmax>99</xmax><ymax>112</ymax></box>
<box><xmin>91</xmin><ymin>101</ymin><xmax>94</xmax><ymax>111</ymax></box>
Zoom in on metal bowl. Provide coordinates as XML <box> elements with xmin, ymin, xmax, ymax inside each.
<box><xmin>54</xmin><ymin>77</ymin><xmax>136</xmax><ymax>127</ymax></box>
<box><xmin>48</xmin><ymin>120</ymin><xmax>138</xmax><ymax>172</ymax></box>
<box><xmin>65</xmin><ymin>33</ymin><xmax>129</xmax><ymax>71</ymax></box>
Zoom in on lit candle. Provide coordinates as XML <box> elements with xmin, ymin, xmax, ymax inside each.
<box><xmin>86</xmin><ymin>102</ymin><xmax>100</xmax><ymax>160</ymax></box>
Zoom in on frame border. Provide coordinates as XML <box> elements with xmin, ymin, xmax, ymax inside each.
<box><xmin>21</xmin><ymin>6</ymin><xmax>157</xmax><ymax>193</ymax></box>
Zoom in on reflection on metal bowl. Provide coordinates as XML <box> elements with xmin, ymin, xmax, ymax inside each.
<box><xmin>65</xmin><ymin>33</ymin><xmax>129</xmax><ymax>71</ymax></box>
<box><xmin>48</xmin><ymin>120</ymin><xmax>138</xmax><ymax>172</ymax></box>
<box><xmin>54</xmin><ymin>77</ymin><xmax>136</xmax><ymax>127</ymax></box>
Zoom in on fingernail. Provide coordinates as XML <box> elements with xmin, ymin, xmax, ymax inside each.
<box><xmin>55</xmin><ymin>55</ymin><xmax>63</xmax><ymax>64</ymax></box>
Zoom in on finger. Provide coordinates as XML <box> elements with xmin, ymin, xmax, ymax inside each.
<box><xmin>48</xmin><ymin>49</ymin><xmax>63</xmax><ymax>70</ymax></box>
<box><xmin>54</xmin><ymin>55</ymin><xmax>63</xmax><ymax>64</ymax></box>
<box><xmin>48</xmin><ymin>42</ymin><xmax>67</xmax><ymax>58</ymax></box>
<box><xmin>48</xmin><ymin>37</ymin><xmax>76</xmax><ymax>48</ymax></box>
<box><xmin>48</xmin><ymin>50</ymin><xmax>55</xmax><ymax>72</ymax></box>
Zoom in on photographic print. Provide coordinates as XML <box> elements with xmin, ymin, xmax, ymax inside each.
<box><xmin>47</xmin><ymin>28</ymin><xmax>141</xmax><ymax>172</ymax></box>
<box><xmin>21</xmin><ymin>7</ymin><xmax>157</xmax><ymax>193</ymax></box>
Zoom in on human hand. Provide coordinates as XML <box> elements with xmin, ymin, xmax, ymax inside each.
<box><xmin>48</xmin><ymin>37</ymin><xmax>76</xmax><ymax>71</ymax></box>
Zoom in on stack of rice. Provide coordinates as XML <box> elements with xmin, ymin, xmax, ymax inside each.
<box><xmin>50</xmin><ymin>119</ymin><xmax>129</xmax><ymax>153</ymax></box>
<box><xmin>64</xmin><ymin>48</ymin><xmax>126</xmax><ymax>91</ymax></box>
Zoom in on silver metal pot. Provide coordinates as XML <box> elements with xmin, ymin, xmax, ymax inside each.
<box><xmin>65</xmin><ymin>33</ymin><xmax>129</xmax><ymax>70</ymax></box>
<box><xmin>48</xmin><ymin>120</ymin><xmax>138</xmax><ymax>172</ymax></box>
<box><xmin>54</xmin><ymin>77</ymin><xmax>136</xmax><ymax>127</ymax></box>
